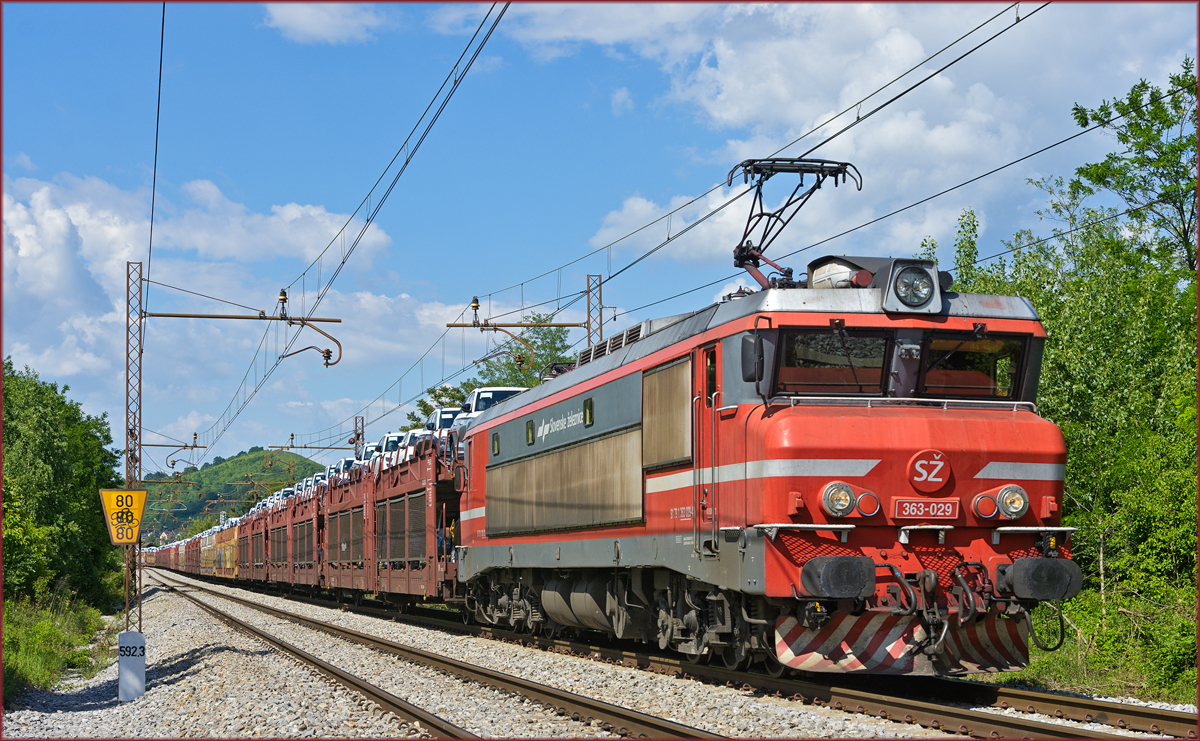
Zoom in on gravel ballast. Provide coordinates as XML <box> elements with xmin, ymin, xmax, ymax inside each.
<box><xmin>150</xmin><ymin>571</ymin><xmax>958</xmax><ymax>738</ymax></box>
<box><xmin>3</xmin><ymin>585</ymin><xmax>415</xmax><ymax>738</ymax></box>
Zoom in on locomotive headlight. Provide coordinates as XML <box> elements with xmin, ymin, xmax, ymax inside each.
<box><xmin>822</xmin><ymin>482</ymin><xmax>856</xmax><ymax>517</ymax></box>
<box><xmin>894</xmin><ymin>267</ymin><xmax>935</xmax><ymax>307</ymax></box>
<box><xmin>997</xmin><ymin>485</ymin><xmax>1029</xmax><ymax>519</ymax></box>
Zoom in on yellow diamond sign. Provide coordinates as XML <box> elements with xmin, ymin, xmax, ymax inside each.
<box><xmin>99</xmin><ymin>490</ymin><xmax>148</xmax><ymax>545</ymax></box>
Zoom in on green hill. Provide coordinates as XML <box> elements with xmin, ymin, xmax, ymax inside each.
<box><xmin>142</xmin><ymin>447</ymin><xmax>324</xmax><ymax>544</ymax></box>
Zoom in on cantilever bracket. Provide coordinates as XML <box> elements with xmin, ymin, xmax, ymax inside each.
<box><xmin>474</xmin><ymin>325</ymin><xmax>536</xmax><ymax>370</ymax></box>
<box><xmin>280</xmin><ymin>318</ymin><xmax>342</xmax><ymax>366</ymax></box>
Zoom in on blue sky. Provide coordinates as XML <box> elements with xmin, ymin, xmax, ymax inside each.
<box><xmin>4</xmin><ymin>2</ymin><xmax>1195</xmax><ymax>471</ymax></box>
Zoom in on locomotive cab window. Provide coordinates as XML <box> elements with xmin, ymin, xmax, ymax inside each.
<box><xmin>774</xmin><ymin>329</ymin><xmax>891</xmax><ymax>395</ymax></box>
<box><xmin>704</xmin><ymin>348</ymin><xmax>717</xmax><ymax>406</ymax></box>
<box><xmin>920</xmin><ymin>332</ymin><xmax>1026</xmax><ymax>399</ymax></box>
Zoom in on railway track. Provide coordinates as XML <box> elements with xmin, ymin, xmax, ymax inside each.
<box><xmin>470</xmin><ymin>617</ymin><xmax>1196</xmax><ymax>739</ymax></box>
<box><xmin>149</xmin><ymin>574</ymin><xmax>477</xmax><ymax>739</ymax></box>
<box><xmin>150</xmin><ymin>571</ymin><xmax>721</xmax><ymax>739</ymax></box>
<box><xmin>155</xmin><ymin>570</ymin><xmax>1193</xmax><ymax>739</ymax></box>
<box><xmin>235</xmin><ymin>582</ymin><xmax>1193</xmax><ymax>739</ymax></box>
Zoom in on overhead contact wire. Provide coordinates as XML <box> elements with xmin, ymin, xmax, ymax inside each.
<box><xmin>190</xmin><ymin>5</ymin><xmax>508</xmax><ymax>463</ymax></box>
<box><xmin>470</xmin><ymin>2</ymin><xmax>1026</xmax><ymax>305</ymax></box>
<box><xmin>295</xmin><ymin>4</ymin><xmax>1042</xmax><ymax>443</ymax></box>
<box><xmin>142</xmin><ymin>1</ymin><xmax>166</xmax><ymax>342</ymax></box>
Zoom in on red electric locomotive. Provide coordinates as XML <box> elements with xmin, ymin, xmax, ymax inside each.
<box><xmin>149</xmin><ymin>158</ymin><xmax>1081</xmax><ymax>678</ymax></box>
<box><xmin>455</xmin><ymin>159</ymin><xmax>1082</xmax><ymax>676</ymax></box>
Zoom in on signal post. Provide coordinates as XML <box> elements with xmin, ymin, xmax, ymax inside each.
<box><xmin>99</xmin><ymin>488</ymin><xmax>149</xmax><ymax>701</ymax></box>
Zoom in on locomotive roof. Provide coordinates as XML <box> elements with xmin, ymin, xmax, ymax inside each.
<box><xmin>470</xmin><ymin>285</ymin><xmax>1039</xmax><ymax>429</ymax></box>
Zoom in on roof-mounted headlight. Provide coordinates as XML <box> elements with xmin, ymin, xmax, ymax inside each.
<box><xmin>997</xmin><ymin>485</ymin><xmax>1029</xmax><ymax>519</ymax></box>
<box><xmin>822</xmin><ymin>482</ymin><xmax>856</xmax><ymax>517</ymax></box>
<box><xmin>894</xmin><ymin>266</ymin><xmax>934</xmax><ymax>307</ymax></box>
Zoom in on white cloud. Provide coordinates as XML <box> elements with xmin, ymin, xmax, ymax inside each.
<box><xmin>2</xmin><ymin>173</ymin><xmax>397</xmax><ymax>426</ymax></box>
<box><xmin>611</xmin><ymin>87</ymin><xmax>634</xmax><ymax>116</ymax></box>
<box><xmin>158</xmin><ymin>410</ymin><xmax>218</xmax><ymax>443</ymax></box>
<box><xmin>458</xmin><ymin>2</ymin><xmax>1192</xmax><ymax>272</ymax></box>
<box><xmin>13</xmin><ymin>152</ymin><xmax>36</xmax><ymax>171</ymax></box>
<box><xmin>263</xmin><ymin>3</ymin><xmax>387</xmax><ymax>44</ymax></box>
<box><xmin>712</xmin><ymin>277</ymin><xmax>756</xmax><ymax>304</ymax></box>
<box><xmin>162</xmin><ymin>179</ymin><xmax>391</xmax><ymax>263</ymax></box>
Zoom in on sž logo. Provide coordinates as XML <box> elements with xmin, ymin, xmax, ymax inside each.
<box><xmin>907</xmin><ymin>449</ymin><xmax>952</xmax><ymax>493</ymax></box>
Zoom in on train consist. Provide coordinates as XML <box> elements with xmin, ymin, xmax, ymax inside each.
<box><xmin>149</xmin><ymin>158</ymin><xmax>1083</xmax><ymax>676</ymax></box>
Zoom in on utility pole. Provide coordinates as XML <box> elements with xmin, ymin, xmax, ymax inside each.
<box><xmin>124</xmin><ymin>263</ymin><xmax>143</xmax><ymax>632</ymax></box>
<box><xmin>586</xmin><ymin>274</ymin><xmax>603</xmax><ymax>348</ymax></box>
<box><xmin>352</xmin><ymin>416</ymin><xmax>365</xmax><ymax>459</ymax></box>
<box><xmin>121</xmin><ymin>263</ymin><xmax>342</xmax><ymax>631</ymax></box>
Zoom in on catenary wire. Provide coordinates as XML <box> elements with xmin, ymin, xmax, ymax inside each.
<box><xmin>468</xmin><ymin>2</ymin><xmax>1028</xmax><ymax>306</ymax></box>
<box><xmin>288</xmin><ymin>4</ymin><xmax>1053</xmax><ymax>446</ymax></box>
<box><xmin>601</xmin><ymin>79</ymin><xmax>1195</xmax><ymax>321</ymax></box>
<box><xmin>209</xmin><ymin>1</ymin><xmax>1028</xmax><ymax>448</ymax></box>
<box><xmin>959</xmin><ymin>195</ymin><xmax>1181</xmax><ymax>269</ymax></box>
<box><xmin>284</xmin><ymin>4</ymin><xmax>502</xmax><ymax>293</ymax></box>
<box><xmin>214</xmin><ymin>3</ymin><xmax>1065</xmax><ymax>454</ymax></box>
<box><xmin>187</xmin><ymin>5</ymin><xmax>508</xmax><ymax>463</ymax></box>
<box><xmin>296</xmin><ymin>10</ymin><xmax>1173</xmax><ymax>453</ymax></box>
<box><xmin>797</xmin><ymin>3</ymin><xmax>1049</xmax><ymax>158</ymax></box>
<box><xmin>142</xmin><ymin>1</ymin><xmax>166</xmax><ymax>335</ymax></box>
<box><xmin>147</xmin><ymin>280</ymin><xmax>264</xmax><ymax>313</ymax></box>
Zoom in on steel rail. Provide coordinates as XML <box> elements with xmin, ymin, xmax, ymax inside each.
<box><xmin>148</xmin><ymin>574</ymin><xmax>477</xmax><ymax>739</ymax></box>
<box><xmin>414</xmin><ymin>613</ymin><xmax>1174</xmax><ymax>740</ymax></box>
<box><xmin>903</xmin><ymin>677</ymin><xmax>1198</xmax><ymax>739</ymax></box>
<box><xmin>473</xmin><ymin>638</ymin><xmax>1131</xmax><ymax>740</ymax></box>
<box><xmin>151</xmin><ymin>571</ymin><xmax>722</xmax><ymax>739</ymax></box>
<box><xmin>157</xmin><ymin>570</ymin><xmax>1196</xmax><ymax>739</ymax></box>
<box><xmin>354</xmin><ymin>600</ymin><xmax>1194</xmax><ymax>739</ymax></box>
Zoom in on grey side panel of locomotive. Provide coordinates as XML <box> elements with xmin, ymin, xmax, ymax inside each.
<box><xmin>483</xmin><ymin>373</ymin><xmax>643</xmax><ymax>536</ymax></box>
<box><xmin>485</xmin><ymin>373</ymin><xmax>641</xmax><ymax>467</ymax></box>
<box><xmin>457</xmin><ymin>529</ymin><xmax>769</xmax><ymax>594</ymax></box>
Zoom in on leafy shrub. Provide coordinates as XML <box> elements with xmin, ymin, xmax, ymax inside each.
<box><xmin>2</xmin><ymin>585</ymin><xmax>112</xmax><ymax>703</ymax></box>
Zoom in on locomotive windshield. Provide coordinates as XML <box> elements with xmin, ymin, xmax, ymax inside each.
<box><xmin>774</xmin><ymin>329</ymin><xmax>890</xmax><ymax>395</ymax></box>
<box><xmin>919</xmin><ymin>332</ymin><xmax>1026</xmax><ymax>399</ymax></box>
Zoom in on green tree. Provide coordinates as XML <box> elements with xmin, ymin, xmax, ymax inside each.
<box><xmin>403</xmin><ymin>383</ymin><xmax>476</xmax><ymax>431</ymax></box>
<box><xmin>941</xmin><ymin>61</ymin><xmax>1197</xmax><ymax>698</ymax></box>
<box><xmin>403</xmin><ymin>312</ymin><xmax>576</xmax><ymax>430</ymax></box>
<box><xmin>473</xmin><ymin>312</ymin><xmax>575</xmax><ymax>388</ymax></box>
<box><xmin>2</xmin><ymin>358</ymin><xmax>124</xmax><ymax>606</ymax></box>
<box><xmin>1070</xmin><ymin>57</ymin><xmax>1197</xmax><ymax>270</ymax></box>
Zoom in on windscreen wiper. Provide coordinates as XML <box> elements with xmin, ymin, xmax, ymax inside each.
<box><xmin>829</xmin><ymin>319</ymin><xmax>863</xmax><ymax>391</ymax></box>
<box><xmin>924</xmin><ymin>322</ymin><xmax>987</xmax><ymax>374</ymax></box>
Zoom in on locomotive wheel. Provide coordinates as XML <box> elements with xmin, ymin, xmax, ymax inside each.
<box><xmin>719</xmin><ymin>644</ymin><xmax>751</xmax><ymax>671</ymax></box>
<box><xmin>683</xmin><ymin>649</ymin><xmax>709</xmax><ymax>665</ymax></box>
<box><xmin>761</xmin><ymin>654</ymin><xmax>789</xmax><ymax>678</ymax></box>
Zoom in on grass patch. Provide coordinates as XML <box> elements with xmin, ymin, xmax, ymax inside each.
<box><xmin>982</xmin><ymin>587</ymin><xmax>1197</xmax><ymax>705</ymax></box>
<box><xmin>2</xmin><ymin>583</ymin><xmax>116</xmax><ymax>704</ymax></box>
